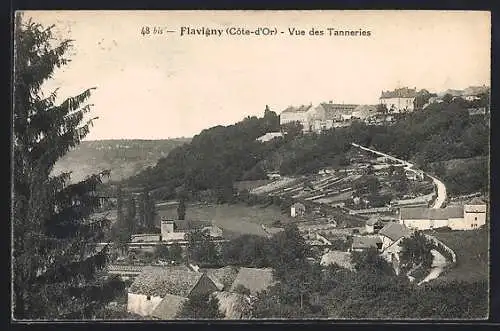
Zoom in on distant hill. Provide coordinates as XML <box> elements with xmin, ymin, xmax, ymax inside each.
<box><xmin>51</xmin><ymin>138</ymin><xmax>191</xmax><ymax>183</ymax></box>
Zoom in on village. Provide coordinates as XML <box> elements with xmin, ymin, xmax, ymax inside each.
<box><xmin>98</xmin><ymin>86</ymin><xmax>489</xmax><ymax>320</ymax></box>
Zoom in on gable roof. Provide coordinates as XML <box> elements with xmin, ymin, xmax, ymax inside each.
<box><xmin>320</xmin><ymin>103</ymin><xmax>358</xmax><ymax>119</ymax></box>
<box><xmin>352</xmin><ymin>105</ymin><xmax>377</xmax><ymax>119</ymax></box>
<box><xmin>129</xmin><ymin>266</ymin><xmax>203</xmax><ymax>297</ymax></box>
<box><xmin>378</xmin><ymin>222</ymin><xmax>412</xmax><ymax>242</ymax></box>
<box><xmin>352</xmin><ymin>236</ymin><xmax>382</xmax><ymax>249</ymax></box>
<box><xmin>172</xmin><ymin>220</ymin><xmax>213</xmax><ymax>231</ymax></box>
<box><xmin>212</xmin><ymin>291</ymin><xmax>251</xmax><ymax>319</ymax></box>
<box><xmin>380</xmin><ymin>87</ymin><xmax>417</xmax><ymax>99</ymax></box>
<box><xmin>281</xmin><ymin>104</ymin><xmax>313</xmax><ymax>114</ymax></box>
<box><xmin>229</xmin><ymin>268</ymin><xmax>275</xmax><ymax>295</ymax></box>
<box><xmin>400</xmin><ymin>206</ymin><xmax>464</xmax><ymax>220</ymax></box>
<box><xmin>468</xmin><ymin>197</ymin><xmax>486</xmax><ymax>205</ymax></box>
<box><xmin>205</xmin><ymin>266</ymin><xmax>240</xmax><ymax>291</ymax></box>
<box><xmin>151</xmin><ymin>294</ymin><xmax>188</xmax><ymax>320</ymax></box>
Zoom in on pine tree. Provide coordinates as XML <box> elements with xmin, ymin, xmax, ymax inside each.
<box><xmin>116</xmin><ymin>185</ymin><xmax>124</xmax><ymax>226</ymax></box>
<box><xmin>176</xmin><ymin>293</ymin><xmax>224</xmax><ymax>319</ymax></box>
<box><xmin>177</xmin><ymin>196</ymin><xmax>186</xmax><ymax>220</ymax></box>
<box><xmin>126</xmin><ymin>196</ymin><xmax>137</xmax><ymax>234</ymax></box>
<box><xmin>13</xmin><ymin>15</ymin><xmax>116</xmax><ymax>319</ymax></box>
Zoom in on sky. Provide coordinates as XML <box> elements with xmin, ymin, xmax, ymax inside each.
<box><xmin>22</xmin><ymin>10</ymin><xmax>490</xmax><ymax>140</ymax></box>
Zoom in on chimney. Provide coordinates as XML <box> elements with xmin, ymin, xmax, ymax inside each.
<box><xmin>329</xmin><ymin>100</ymin><xmax>333</xmax><ymax>104</ymax></box>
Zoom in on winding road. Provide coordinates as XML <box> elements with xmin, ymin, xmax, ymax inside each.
<box><xmin>350</xmin><ymin>143</ymin><xmax>447</xmax><ymax>209</ymax></box>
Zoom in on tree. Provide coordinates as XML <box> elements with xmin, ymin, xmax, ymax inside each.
<box><xmin>116</xmin><ymin>185</ymin><xmax>124</xmax><ymax>226</ymax></box>
<box><xmin>125</xmin><ymin>196</ymin><xmax>136</xmax><ymax>234</ymax></box>
<box><xmin>177</xmin><ymin>293</ymin><xmax>224</xmax><ymax>319</ymax></box>
<box><xmin>399</xmin><ymin>231</ymin><xmax>434</xmax><ymax>273</ymax></box>
<box><xmin>168</xmin><ymin>243</ymin><xmax>183</xmax><ymax>263</ymax></box>
<box><xmin>153</xmin><ymin>245</ymin><xmax>169</xmax><ymax>260</ymax></box>
<box><xmin>177</xmin><ymin>196</ymin><xmax>186</xmax><ymax>221</ymax></box>
<box><xmin>376</xmin><ymin>103</ymin><xmax>388</xmax><ymax>113</ymax></box>
<box><xmin>442</xmin><ymin>93</ymin><xmax>454</xmax><ymax>104</ymax></box>
<box><xmin>13</xmin><ymin>16</ymin><xmax>115</xmax><ymax>319</ymax></box>
<box><xmin>269</xmin><ymin>224</ymin><xmax>310</xmax><ymax>279</ymax></box>
<box><xmin>186</xmin><ymin>229</ymin><xmax>220</xmax><ymax>266</ymax></box>
<box><xmin>138</xmin><ymin>189</ymin><xmax>156</xmax><ymax>231</ymax></box>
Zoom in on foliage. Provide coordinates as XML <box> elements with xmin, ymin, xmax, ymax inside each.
<box><xmin>186</xmin><ymin>229</ymin><xmax>220</xmax><ymax>266</ymax></box>
<box><xmin>138</xmin><ymin>189</ymin><xmax>156</xmax><ymax>230</ymax></box>
<box><xmin>221</xmin><ymin>234</ymin><xmax>273</xmax><ymax>267</ymax></box>
<box><xmin>351</xmin><ymin>248</ymin><xmax>395</xmax><ymax>276</ymax></box>
<box><xmin>177</xmin><ymin>196</ymin><xmax>186</xmax><ymax>220</ymax></box>
<box><xmin>399</xmin><ymin>232</ymin><xmax>434</xmax><ymax>273</ymax></box>
<box><xmin>233</xmin><ymin>284</ymin><xmax>251</xmax><ymax>296</ymax></box>
<box><xmin>13</xmin><ymin>16</ymin><xmax>114</xmax><ymax>319</ymax></box>
<box><xmin>176</xmin><ymin>293</ymin><xmax>224</xmax><ymax>319</ymax></box>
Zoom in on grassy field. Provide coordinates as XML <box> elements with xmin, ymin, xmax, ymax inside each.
<box><xmin>156</xmin><ymin>203</ymin><xmax>294</xmax><ymax>238</ymax></box>
<box><xmin>428</xmin><ymin>227</ymin><xmax>489</xmax><ymax>283</ymax></box>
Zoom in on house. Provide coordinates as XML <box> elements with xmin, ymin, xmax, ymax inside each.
<box><xmin>398</xmin><ymin>200</ymin><xmax>486</xmax><ymax>231</ymax></box>
<box><xmin>379</xmin><ymin>87</ymin><xmax>417</xmax><ymax>113</ymax></box>
<box><xmin>351</xmin><ymin>236</ymin><xmax>382</xmax><ymax>252</ymax></box>
<box><xmin>212</xmin><ymin>291</ymin><xmax>251</xmax><ymax>319</ymax></box>
<box><xmin>308</xmin><ymin>102</ymin><xmax>358</xmax><ymax>133</ymax></box>
<box><xmin>365</xmin><ymin>218</ymin><xmax>384</xmax><ymax>234</ymax></box>
<box><xmin>405</xmin><ymin>169</ymin><xmax>424</xmax><ymax>181</ymax></box>
<box><xmin>131</xmin><ymin>234</ymin><xmax>161</xmax><ymax>243</ymax></box>
<box><xmin>290</xmin><ymin>202</ymin><xmax>306</xmax><ymax>218</ymax></box>
<box><xmin>256</xmin><ymin>132</ymin><xmax>284</xmax><ymax>143</ymax></box>
<box><xmin>351</xmin><ymin>104</ymin><xmax>377</xmax><ymax>121</ymax></box>
<box><xmin>160</xmin><ymin>220</ymin><xmax>186</xmax><ymax>242</ymax></box>
<box><xmin>229</xmin><ymin>267</ymin><xmax>275</xmax><ymax>295</ymax></box>
<box><xmin>460</xmin><ymin>197</ymin><xmax>487</xmax><ymax>230</ymax></box>
<box><xmin>160</xmin><ymin>219</ymin><xmax>216</xmax><ymax>242</ymax></box>
<box><xmin>279</xmin><ymin>104</ymin><xmax>314</xmax><ymax>132</ymax></box>
<box><xmin>205</xmin><ymin>266</ymin><xmax>240</xmax><ymax>291</ymax></box>
<box><xmin>320</xmin><ymin>251</ymin><xmax>354</xmax><ymax>271</ymax></box>
<box><xmin>127</xmin><ymin>265</ymin><xmax>219</xmax><ymax>318</ymax></box>
<box><xmin>378</xmin><ymin>222</ymin><xmax>412</xmax><ymax>250</ymax></box>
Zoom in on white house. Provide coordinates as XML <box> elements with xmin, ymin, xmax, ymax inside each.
<box><xmin>378</xmin><ymin>222</ymin><xmax>412</xmax><ymax>250</ymax></box>
<box><xmin>279</xmin><ymin>104</ymin><xmax>314</xmax><ymax>132</ymax></box>
<box><xmin>256</xmin><ymin>132</ymin><xmax>284</xmax><ymax>143</ymax></box>
<box><xmin>399</xmin><ymin>198</ymin><xmax>487</xmax><ymax>230</ymax></box>
<box><xmin>379</xmin><ymin>87</ymin><xmax>417</xmax><ymax>113</ymax></box>
<box><xmin>290</xmin><ymin>202</ymin><xmax>306</xmax><ymax>218</ymax></box>
<box><xmin>160</xmin><ymin>220</ymin><xmax>186</xmax><ymax>242</ymax></box>
<box><xmin>127</xmin><ymin>265</ymin><xmax>219</xmax><ymax>319</ymax></box>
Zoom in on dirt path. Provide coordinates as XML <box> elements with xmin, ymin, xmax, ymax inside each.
<box><xmin>417</xmin><ymin>249</ymin><xmax>447</xmax><ymax>285</ymax></box>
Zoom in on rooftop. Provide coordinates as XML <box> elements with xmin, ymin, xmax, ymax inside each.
<box><xmin>129</xmin><ymin>265</ymin><xmax>203</xmax><ymax>297</ymax></box>
<box><xmin>229</xmin><ymin>267</ymin><xmax>275</xmax><ymax>295</ymax></box>
<box><xmin>204</xmin><ymin>266</ymin><xmax>240</xmax><ymax>291</ymax></box>
<box><xmin>151</xmin><ymin>294</ymin><xmax>188</xmax><ymax>319</ymax></box>
<box><xmin>320</xmin><ymin>251</ymin><xmax>354</xmax><ymax>270</ymax></box>
<box><xmin>400</xmin><ymin>206</ymin><xmax>464</xmax><ymax>220</ymax></box>
<box><xmin>380</xmin><ymin>87</ymin><xmax>417</xmax><ymax>99</ymax></box>
<box><xmin>352</xmin><ymin>236</ymin><xmax>382</xmax><ymax>249</ymax></box>
<box><xmin>378</xmin><ymin>222</ymin><xmax>412</xmax><ymax>242</ymax></box>
<box><xmin>281</xmin><ymin>104</ymin><xmax>313</xmax><ymax>114</ymax></box>
<box><xmin>212</xmin><ymin>291</ymin><xmax>251</xmax><ymax>319</ymax></box>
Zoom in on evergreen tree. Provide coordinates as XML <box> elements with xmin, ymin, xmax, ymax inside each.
<box><xmin>126</xmin><ymin>196</ymin><xmax>136</xmax><ymax>234</ymax></box>
<box><xmin>116</xmin><ymin>185</ymin><xmax>124</xmax><ymax>226</ymax></box>
<box><xmin>144</xmin><ymin>190</ymin><xmax>157</xmax><ymax>230</ymax></box>
<box><xmin>176</xmin><ymin>293</ymin><xmax>224</xmax><ymax>319</ymax></box>
<box><xmin>13</xmin><ymin>15</ymin><xmax>115</xmax><ymax>319</ymax></box>
<box><xmin>177</xmin><ymin>196</ymin><xmax>186</xmax><ymax>220</ymax></box>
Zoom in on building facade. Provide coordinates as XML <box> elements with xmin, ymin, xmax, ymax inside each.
<box><xmin>379</xmin><ymin>87</ymin><xmax>417</xmax><ymax>113</ymax></box>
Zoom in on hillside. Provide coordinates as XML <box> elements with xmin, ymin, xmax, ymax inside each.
<box><xmin>125</xmin><ymin>99</ymin><xmax>488</xmax><ymax>201</ymax></box>
<box><xmin>51</xmin><ymin>138</ymin><xmax>191</xmax><ymax>183</ymax></box>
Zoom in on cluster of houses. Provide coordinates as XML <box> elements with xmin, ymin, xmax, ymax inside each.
<box><xmin>254</xmin><ymin>85</ymin><xmax>489</xmax><ymax>141</ymax></box>
<box><xmin>126</xmin><ymin>265</ymin><xmax>274</xmax><ymax>319</ymax></box>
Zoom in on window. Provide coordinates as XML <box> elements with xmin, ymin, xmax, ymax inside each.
<box><xmin>147</xmin><ymin>295</ymin><xmax>151</xmax><ymax>301</ymax></box>
<box><xmin>475</xmin><ymin>217</ymin><xmax>478</xmax><ymax>221</ymax></box>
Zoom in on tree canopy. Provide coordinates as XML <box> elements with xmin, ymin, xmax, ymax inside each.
<box><xmin>13</xmin><ymin>15</ymin><xmax>115</xmax><ymax>319</ymax></box>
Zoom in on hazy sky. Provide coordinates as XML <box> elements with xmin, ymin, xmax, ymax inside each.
<box><xmin>23</xmin><ymin>10</ymin><xmax>490</xmax><ymax>140</ymax></box>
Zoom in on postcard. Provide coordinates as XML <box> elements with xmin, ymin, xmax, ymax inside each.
<box><xmin>12</xmin><ymin>10</ymin><xmax>490</xmax><ymax>321</ymax></box>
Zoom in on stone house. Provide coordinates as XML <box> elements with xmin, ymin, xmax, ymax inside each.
<box><xmin>379</xmin><ymin>87</ymin><xmax>417</xmax><ymax>113</ymax></box>
<box><xmin>127</xmin><ymin>265</ymin><xmax>219</xmax><ymax>319</ymax></box>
